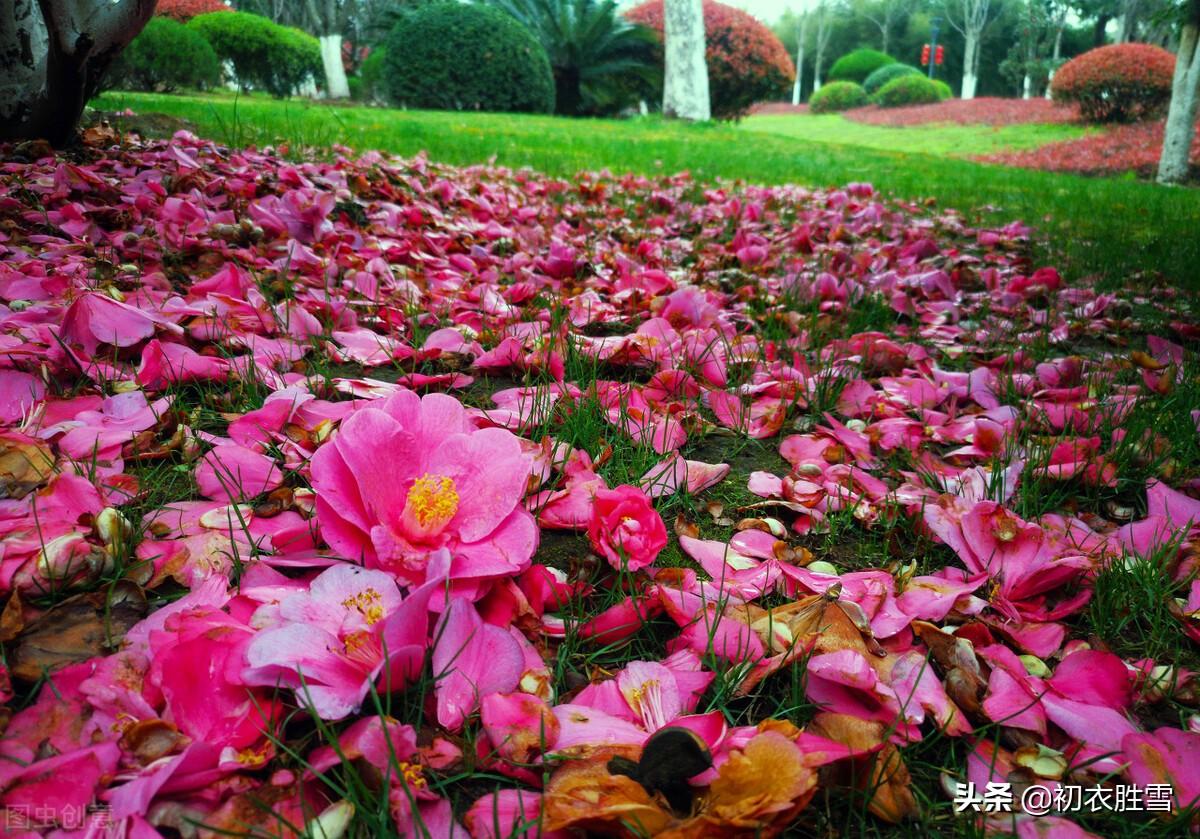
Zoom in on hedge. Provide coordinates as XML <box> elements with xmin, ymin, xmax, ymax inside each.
<box><xmin>863</xmin><ymin>62</ymin><xmax>921</xmax><ymax>95</ymax></box>
<box><xmin>188</xmin><ymin>11</ymin><xmax>321</xmax><ymax>98</ymax></box>
<box><xmin>875</xmin><ymin>74</ymin><xmax>943</xmax><ymax>108</ymax></box>
<box><xmin>829</xmin><ymin>49</ymin><xmax>895</xmax><ymax>84</ymax></box>
<box><xmin>108</xmin><ymin>17</ymin><xmax>221</xmax><ymax>92</ymax></box>
<box><xmin>809</xmin><ymin>80</ymin><xmax>868</xmax><ymax>113</ymax></box>
<box><xmin>383</xmin><ymin>4</ymin><xmax>554</xmax><ymax>113</ymax></box>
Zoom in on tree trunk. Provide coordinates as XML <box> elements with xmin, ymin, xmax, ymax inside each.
<box><xmin>961</xmin><ymin>32</ymin><xmax>978</xmax><ymax>99</ymax></box>
<box><xmin>1158</xmin><ymin>18</ymin><xmax>1200</xmax><ymax>184</ymax></box>
<box><xmin>319</xmin><ymin>33</ymin><xmax>350</xmax><ymax>99</ymax></box>
<box><xmin>792</xmin><ymin>13</ymin><xmax>807</xmax><ymax>105</ymax></box>
<box><xmin>1093</xmin><ymin>15</ymin><xmax>1110</xmax><ymax>47</ymax></box>
<box><xmin>0</xmin><ymin>0</ymin><xmax>156</xmax><ymax>146</ymax></box>
<box><xmin>1023</xmin><ymin>73</ymin><xmax>1031</xmax><ymax>99</ymax></box>
<box><xmin>663</xmin><ymin>0</ymin><xmax>710</xmax><ymax>121</ymax></box>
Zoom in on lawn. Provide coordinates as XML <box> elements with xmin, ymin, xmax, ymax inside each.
<box><xmin>92</xmin><ymin>91</ymin><xmax>1200</xmax><ymax>290</ymax></box>
<box><xmin>742</xmin><ymin>112</ymin><xmax>1092</xmax><ymax>157</ymax></box>
<box><xmin>4</xmin><ymin>90</ymin><xmax>1200</xmax><ymax>838</ymax></box>
<box><xmin>4</xmin><ymin>113</ymin><xmax>1200</xmax><ymax>839</ymax></box>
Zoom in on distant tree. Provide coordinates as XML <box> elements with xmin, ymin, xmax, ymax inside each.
<box><xmin>945</xmin><ymin>0</ymin><xmax>1002</xmax><ymax>97</ymax></box>
<box><xmin>860</xmin><ymin>0</ymin><xmax>912</xmax><ymax>53</ymax></box>
<box><xmin>792</xmin><ymin>8</ymin><xmax>808</xmax><ymax>103</ymax></box>
<box><xmin>812</xmin><ymin>1</ymin><xmax>835</xmax><ymax>91</ymax></box>
<box><xmin>1158</xmin><ymin>0</ymin><xmax>1200</xmax><ymax>183</ymax></box>
<box><xmin>0</xmin><ymin>0</ymin><xmax>156</xmax><ymax>145</ymax></box>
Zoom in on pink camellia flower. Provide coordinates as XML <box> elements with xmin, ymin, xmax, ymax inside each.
<box><xmin>310</xmin><ymin>390</ymin><xmax>537</xmax><ymax>587</ymax></box>
<box><xmin>242</xmin><ymin>564</ymin><xmax>439</xmax><ymax>720</ymax></box>
<box><xmin>587</xmin><ymin>485</ymin><xmax>667</xmax><ymax>572</ymax></box>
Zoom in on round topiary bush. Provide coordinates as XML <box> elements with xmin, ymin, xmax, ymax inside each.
<box><xmin>932</xmin><ymin>79</ymin><xmax>952</xmax><ymax>100</ymax></box>
<box><xmin>828</xmin><ymin>49</ymin><xmax>896</xmax><ymax>84</ymax></box>
<box><xmin>383</xmin><ymin>4</ymin><xmax>554</xmax><ymax>113</ymax></box>
<box><xmin>875</xmin><ymin>74</ymin><xmax>943</xmax><ymax>108</ymax></box>
<box><xmin>1050</xmin><ymin>43</ymin><xmax>1175</xmax><ymax>123</ymax></box>
<box><xmin>189</xmin><ymin>11</ymin><xmax>321</xmax><ymax>97</ymax></box>
<box><xmin>107</xmin><ymin>17</ymin><xmax>221</xmax><ymax>92</ymax></box>
<box><xmin>809</xmin><ymin>81</ymin><xmax>868</xmax><ymax>113</ymax></box>
<box><xmin>862</xmin><ymin>62</ymin><xmax>921</xmax><ymax>95</ymax></box>
<box><xmin>625</xmin><ymin>0</ymin><xmax>794</xmax><ymax>121</ymax></box>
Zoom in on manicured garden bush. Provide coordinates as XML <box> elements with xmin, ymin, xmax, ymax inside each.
<box><xmin>626</xmin><ymin>0</ymin><xmax>794</xmax><ymax>120</ymax></box>
<box><xmin>828</xmin><ymin>48</ymin><xmax>895</xmax><ymax>84</ymax></box>
<box><xmin>809</xmin><ymin>80</ymin><xmax>868</xmax><ymax>113</ymax></box>
<box><xmin>876</xmin><ymin>74</ymin><xmax>943</xmax><ymax>108</ymax></box>
<box><xmin>383</xmin><ymin>4</ymin><xmax>554</xmax><ymax>113</ymax></box>
<box><xmin>189</xmin><ymin>11</ymin><xmax>321</xmax><ymax>97</ymax></box>
<box><xmin>357</xmin><ymin>47</ymin><xmax>387</xmax><ymax>103</ymax></box>
<box><xmin>155</xmin><ymin>0</ymin><xmax>230</xmax><ymax>21</ymax></box>
<box><xmin>862</xmin><ymin>62</ymin><xmax>920</xmax><ymax>95</ymax></box>
<box><xmin>932</xmin><ymin>79</ymin><xmax>953</xmax><ymax>100</ymax></box>
<box><xmin>107</xmin><ymin>17</ymin><xmax>221</xmax><ymax>92</ymax></box>
<box><xmin>1050</xmin><ymin>43</ymin><xmax>1175</xmax><ymax>123</ymax></box>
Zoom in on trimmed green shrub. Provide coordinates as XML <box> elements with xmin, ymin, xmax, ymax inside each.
<box><xmin>108</xmin><ymin>17</ymin><xmax>221</xmax><ymax>92</ymax></box>
<box><xmin>358</xmin><ymin>48</ymin><xmax>387</xmax><ymax>103</ymax></box>
<box><xmin>383</xmin><ymin>4</ymin><xmax>554</xmax><ymax>112</ymax></box>
<box><xmin>875</xmin><ymin>74</ymin><xmax>943</xmax><ymax>108</ymax></box>
<box><xmin>828</xmin><ymin>49</ymin><xmax>895</xmax><ymax>84</ymax></box>
<box><xmin>809</xmin><ymin>81</ymin><xmax>868</xmax><ymax>113</ymax></box>
<box><xmin>932</xmin><ymin>79</ymin><xmax>952</xmax><ymax>100</ymax></box>
<box><xmin>862</xmin><ymin>62</ymin><xmax>920</xmax><ymax>95</ymax></box>
<box><xmin>188</xmin><ymin>11</ymin><xmax>321</xmax><ymax>97</ymax></box>
<box><xmin>1051</xmin><ymin>43</ymin><xmax>1175</xmax><ymax>123</ymax></box>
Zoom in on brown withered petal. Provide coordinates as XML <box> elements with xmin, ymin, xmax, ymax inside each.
<box><xmin>120</xmin><ymin>719</ymin><xmax>185</xmax><ymax>764</ymax></box>
<box><xmin>10</xmin><ymin>583</ymin><xmax>148</xmax><ymax>682</ymax></box>
<box><xmin>674</xmin><ymin>513</ymin><xmax>700</xmax><ymax>539</ymax></box>
<box><xmin>0</xmin><ymin>435</ymin><xmax>55</xmax><ymax>500</ymax></box>
<box><xmin>808</xmin><ymin>712</ymin><xmax>918</xmax><ymax>824</ymax></box>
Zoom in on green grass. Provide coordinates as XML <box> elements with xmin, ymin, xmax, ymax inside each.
<box><xmin>92</xmin><ymin>90</ymin><xmax>1198</xmax><ymax>290</ymax></box>
<box><xmin>743</xmin><ymin>113</ymin><xmax>1092</xmax><ymax>156</ymax></box>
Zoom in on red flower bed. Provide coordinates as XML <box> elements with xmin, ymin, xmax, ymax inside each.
<box><xmin>979</xmin><ymin>119</ymin><xmax>1200</xmax><ymax>179</ymax></box>
<box><xmin>155</xmin><ymin>0</ymin><xmax>230</xmax><ymax>21</ymax></box>
<box><xmin>750</xmin><ymin>102</ymin><xmax>809</xmax><ymax>115</ymax></box>
<box><xmin>845</xmin><ymin>97</ymin><xmax>1080</xmax><ymax>127</ymax></box>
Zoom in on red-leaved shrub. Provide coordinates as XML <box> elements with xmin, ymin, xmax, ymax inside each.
<box><xmin>156</xmin><ymin>0</ymin><xmax>230</xmax><ymax>22</ymax></box>
<box><xmin>1051</xmin><ymin>43</ymin><xmax>1175</xmax><ymax>123</ymax></box>
<box><xmin>625</xmin><ymin>0</ymin><xmax>794</xmax><ymax>120</ymax></box>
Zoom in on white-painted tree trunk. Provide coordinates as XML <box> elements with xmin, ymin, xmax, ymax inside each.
<box><xmin>792</xmin><ymin>12</ymin><xmax>807</xmax><ymax>105</ymax></box>
<box><xmin>1158</xmin><ymin>19</ymin><xmax>1200</xmax><ymax>184</ymax></box>
<box><xmin>961</xmin><ymin>33</ymin><xmax>978</xmax><ymax>99</ymax></box>
<box><xmin>1022</xmin><ymin>74</ymin><xmax>1031</xmax><ymax>99</ymax></box>
<box><xmin>663</xmin><ymin>0</ymin><xmax>711</xmax><ymax>120</ymax></box>
<box><xmin>1045</xmin><ymin>68</ymin><xmax>1054</xmax><ymax>99</ymax></box>
<box><xmin>319</xmin><ymin>33</ymin><xmax>350</xmax><ymax>99</ymax></box>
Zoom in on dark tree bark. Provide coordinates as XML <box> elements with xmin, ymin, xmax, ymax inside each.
<box><xmin>0</xmin><ymin>0</ymin><xmax>157</xmax><ymax>146</ymax></box>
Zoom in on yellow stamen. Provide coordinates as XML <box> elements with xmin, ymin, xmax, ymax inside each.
<box><xmin>341</xmin><ymin>587</ymin><xmax>384</xmax><ymax>625</ymax></box>
<box><xmin>398</xmin><ymin>761</ymin><xmax>427</xmax><ymax>788</ymax></box>
<box><xmin>403</xmin><ymin>473</ymin><xmax>459</xmax><ymax>535</ymax></box>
